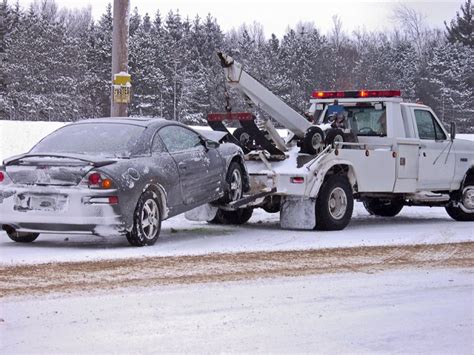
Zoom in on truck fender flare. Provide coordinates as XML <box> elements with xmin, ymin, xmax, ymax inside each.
<box><xmin>308</xmin><ymin>160</ymin><xmax>358</xmax><ymax>198</ymax></box>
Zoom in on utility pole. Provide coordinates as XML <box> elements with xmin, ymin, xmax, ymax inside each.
<box><xmin>111</xmin><ymin>0</ymin><xmax>130</xmax><ymax>117</ymax></box>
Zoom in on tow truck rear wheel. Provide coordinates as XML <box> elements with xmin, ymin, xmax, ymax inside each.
<box><xmin>302</xmin><ymin>126</ymin><xmax>325</xmax><ymax>155</ymax></box>
<box><xmin>363</xmin><ymin>198</ymin><xmax>404</xmax><ymax>217</ymax></box>
<box><xmin>445</xmin><ymin>185</ymin><xmax>474</xmax><ymax>221</ymax></box>
<box><xmin>315</xmin><ymin>176</ymin><xmax>353</xmax><ymax>231</ymax></box>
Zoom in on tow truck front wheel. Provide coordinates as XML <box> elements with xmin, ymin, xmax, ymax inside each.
<box><xmin>315</xmin><ymin>176</ymin><xmax>354</xmax><ymax>230</ymax></box>
<box><xmin>445</xmin><ymin>185</ymin><xmax>474</xmax><ymax>221</ymax></box>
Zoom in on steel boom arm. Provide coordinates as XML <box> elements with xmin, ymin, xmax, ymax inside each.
<box><xmin>218</xmin><ymin>52</ymin><xmax>311</xmax><ymax>137</ymax></box>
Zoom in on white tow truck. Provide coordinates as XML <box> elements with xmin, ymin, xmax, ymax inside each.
<box><xmin>187</xmin><ymin>53</ymin><xmax>474</xmax><ymax>229</ymax></box>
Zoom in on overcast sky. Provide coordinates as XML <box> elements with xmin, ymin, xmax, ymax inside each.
<box><xmin>19</xmin><ymin>0</ymin><xmax>465</xmax><ymax>37</ymax></box>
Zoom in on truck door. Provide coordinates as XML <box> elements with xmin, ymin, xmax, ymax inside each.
<box><xmin>413</xmin><ymin>109</ymin><xmax>455</xmax><ymax>190</ymax></box>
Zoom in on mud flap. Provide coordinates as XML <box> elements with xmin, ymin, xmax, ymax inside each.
<box><xmin>184</xmin><ymin>204</ymin><xmax>218</xmax><ymax>222</ymax></box>
<box><xmin>280</xmin><ymin>196</ymin><xmax>316</xmax><ymax>230</ymax></box>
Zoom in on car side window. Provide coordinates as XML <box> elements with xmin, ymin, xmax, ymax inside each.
<box><xmin>158</xmin><ymin>125</ymin><xmax>202</xmax><ymax>153</ymax></box>
<box><xmin>151</xmin><ymin>133</ymin><xmax>165</xmax><ymax>153</ymax></box>
<box><xmin>414</xmin><ymin>110</ymin><xmax>446</xmax><ymax>140</ymax></box>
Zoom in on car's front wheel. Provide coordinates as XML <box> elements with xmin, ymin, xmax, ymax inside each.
<box><xmin>6</xmin><ymin>230</ymin><xmax>39</xmax><ymax>243</ymax></box>
<box><xmin>126</xmin><ymin>191</ymin><xmax>162</xmax><ymax>247</ymax></box>
<box><xmin>210</xmin><ymin>162</ymin><xmax>253</xmax><ymax>225</ymax></box>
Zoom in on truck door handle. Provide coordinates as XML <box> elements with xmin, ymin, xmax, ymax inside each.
<box><xmin>178</xmin><ymin>162</ymin><xmax>187</xmax><ymax>170</ymax></box>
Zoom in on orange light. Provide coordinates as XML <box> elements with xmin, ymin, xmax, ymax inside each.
<box><xmin>359</xmin><ymin>90</ymin><xmax>368</xmax><ymax>97</ymax></box>
<box><xmin>101</xmin><ymin>179</ymin><xmax>112</xmax><ymax>189</ymax></box>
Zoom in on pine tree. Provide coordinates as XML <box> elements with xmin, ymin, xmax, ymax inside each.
<box><xmin>445</xmin><ymin>0</ymin><xmax>473</xmax><ymax>47</ymax></box>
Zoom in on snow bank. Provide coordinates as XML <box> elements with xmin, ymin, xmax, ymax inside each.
<box><xmin>0</xmin><ymin>120</ymin><xmax>65</xmax><ymax>163</ymax></box>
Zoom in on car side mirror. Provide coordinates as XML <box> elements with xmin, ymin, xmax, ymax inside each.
<box><xmin>450</xmin><ymin>122</ymin><xmax>456</xmax><ymax>141</ymax></box>
<box><xmin>204</xmin><ymin>139</ymin><xmax>220</xmax><ymax>150</ymax></box>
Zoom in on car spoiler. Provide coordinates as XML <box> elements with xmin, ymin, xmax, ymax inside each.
<box><xmin>3</xmin><ymin>152</ymin><xmax>120</xmax><ymax>167</ymax></box>
<box><xmin>195</xmin><ymin>129</ymin><xmax>228</xmax><ymax>143</ymax></box>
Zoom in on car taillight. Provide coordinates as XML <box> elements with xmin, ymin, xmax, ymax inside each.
<box><xmin>88</xmin><ymin>173</ymin><xmax>101</xmax><ymax>185</ymax></box>
<box><xmin>86</xmin><ymin>172</ymin><xmax>114</xmax><ymax>189</ymax></box>
<box><xmin>0</xmin><ymin>172</ymin><xmax>4</xmax><ymax>183</ymax></box>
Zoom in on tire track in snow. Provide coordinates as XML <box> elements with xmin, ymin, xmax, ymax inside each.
<box><xmin>0</xmin><ymin>242</ymin><xmax>473</xmax><ymax>298</ymax></box>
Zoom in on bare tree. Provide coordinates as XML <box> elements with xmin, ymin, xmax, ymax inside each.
<box><xmin>391</xmin><ymin>4</ymin><xmax>428</xmax><ymax>55</ymax></box>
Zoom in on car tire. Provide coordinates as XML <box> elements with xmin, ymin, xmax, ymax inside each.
<box><xmin>315</xmin><ymin>176</ymin><xmax>353</xmax><ymax>231</ymax></box>
<box><xmin>302</xmin><ymin>126</ymin><xmax>325</xmax><ymax>155</ymax></box>
<box><xmin>445</xmin><ymin>185</ymin><xmax>474</xmax><ymax>221</ymax></box>
<box><xmin>6</xmin><ymin>231</ymin><xmax>39</xmax><ymax>243</ymax></box>
<box><xmin>210</xmin><ymin>162</ymin><xmax>252</xmax><ymax>225</ymax></box>
<box><xmin>325</xmin><ymin>128</ymin><xmax>344</xmax><ymax>147</ymax></box>
<box><xmin>211</xmin><ymin>208</ymin><xmax>254</xmax><ymax>225</ymax></box>
<box><xmin>126</xmin><ymin>190</ymin><xmax>162</xmax><ymax>247</ymax></box>
<box><xmin>363</xmin><ymin>198</ymin><xmax>404</xmax><ymax>217</ymax></box>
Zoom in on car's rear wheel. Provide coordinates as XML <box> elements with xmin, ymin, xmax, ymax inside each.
<box><xmin>6</xmin><ymin>230</ymin><xmax>39</xmax><ymax>243</ymax></box>
<box><xmin>363</xmin><ymin>198</ymin><xmax>404</xmax><ymax>217</ymax></box>
<box><xmin>126</xmin><ymin>191</ymin><xmax>162</xmax><ymax>247</ymax></box>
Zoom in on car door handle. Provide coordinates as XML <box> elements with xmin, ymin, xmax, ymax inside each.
<box><xmin>178</xmin><ymin>162</ymin><xmax>187</xmax><ymax>170</ymax></box>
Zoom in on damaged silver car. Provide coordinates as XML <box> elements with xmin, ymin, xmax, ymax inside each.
<box><xmin>0</xmin><ymin>118</ymin><xmax>249</xmax><ymax>246</ymax></box>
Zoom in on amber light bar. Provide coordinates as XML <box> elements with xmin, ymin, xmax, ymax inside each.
<box><xmin>312</xmin><ymin>90</ymin><xmax>401</xmax><ymax>99</ymax></box>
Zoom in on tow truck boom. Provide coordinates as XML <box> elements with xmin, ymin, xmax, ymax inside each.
<box><xmin>218</xmin><ymin>52</ymin><xmax>311</xmax><ymax>138</ymax></box>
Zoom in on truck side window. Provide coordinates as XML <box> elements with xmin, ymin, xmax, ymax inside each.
<box><xmin>414</xmin><ymin>110</ymin><xmax>446</xmax><ymax>140</ymax></box>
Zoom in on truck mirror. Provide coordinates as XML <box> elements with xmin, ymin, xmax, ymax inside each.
<box><xmin>450</xmin><ymin>122</ymin><xmax>456</xmax><ymax>141</ymax></box>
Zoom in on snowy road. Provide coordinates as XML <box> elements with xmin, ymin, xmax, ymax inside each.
<box><xmin>1</xmin><ymin>268</ymin><xmax>472</xmax><ymax>353</ymax></box>
<box><xmin>1</xmin><ymin>203</ymin><xmax>473</xmax><ymax>265</ymax></box>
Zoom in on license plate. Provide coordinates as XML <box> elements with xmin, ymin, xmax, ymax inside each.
<box><xmin>15</xmin><ymin>194</ymin><xmax>68</xmax><ymax>212</ymax></box>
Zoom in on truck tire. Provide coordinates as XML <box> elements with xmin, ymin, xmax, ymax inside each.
<box><xmin>325</xmin><ymin>128</ymin><xmax>344</xmax><ymax>147</ymax></box>
<box><xmin>315</xmin><ymin>176</ymin><xmax>353</xmax><ymax>230</ymax></box>
<box><xmin>6</xmin><ymin>230</ymin><xmax>39</xmax><ymax>243</ymax></box>
<box><xmin>211</xmin><ymin>208</ymin><xmax>254</xmax><ymax>225</ymax></box>
<box><xmin>445</xmin><ymin>185</ymin><xmax>474</xmax><ymax>221</ymax></box>
<box><xmin>302</xmin><ymin>126</ymin><xmax>325</xmax><ymax>155</ymax></box>
<box><xmin>363</xmin><ymin>198</ymin><xmax>404</xmax><ymax>217</ymax></box>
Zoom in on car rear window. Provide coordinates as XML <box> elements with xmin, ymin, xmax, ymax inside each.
<box><xmin>30</xmin><ymin>123</ymin><xmax>145</xmax><ymax>157</ymax></box>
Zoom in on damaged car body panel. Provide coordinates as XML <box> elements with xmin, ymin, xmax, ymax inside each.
<box><xmin>0</xmin><ymin>117</ymin><xmax>247</xmax><ymax>245</ymax></box>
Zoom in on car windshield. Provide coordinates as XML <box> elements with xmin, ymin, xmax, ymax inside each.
<box><xmin>30</xmin><ymin>123</ymin><xmax>145</xmax><ymax>157</ymax></box>
<box><xmin>322</xmin><ymin>104</ymin><xmax>387</xmax><ymax>136</ymax></box>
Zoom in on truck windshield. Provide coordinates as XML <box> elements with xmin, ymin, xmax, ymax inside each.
<box><xmin>322</xmin><ymin>105</ymin><xmax>387</xmax><ymax>137</ymax></box>
<box><xmin>30</xmin><ymin>123</ymin><xmax>145</xmax><ymax>157</ymax></box>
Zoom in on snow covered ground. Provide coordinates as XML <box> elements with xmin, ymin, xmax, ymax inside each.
<box><xmin>1</xmin><ymin>268</ymin><xmax>472</xmax><ymax>353</ymax></box>
<box><xmin>1</xmin><ymin>204</ymin><xmax>473</xmax><ymax>265</ymax></box>
<box><xmin>0</xmin><ymin>120</ymin><xmax>473</xmax><ymax>354</ymax></box>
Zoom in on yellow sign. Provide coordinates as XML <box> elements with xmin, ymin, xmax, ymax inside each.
<box><xmin>113</xmin><ymin>72</ymin><xmax>131</xmax><ymax>85</ymax></box>
<box><xmin>113</xmin><ymin>85</ymin><xmax>131</xmax><ymax>104</ymax></box>
<box><xmin>112</xmin><ymin>72</ymin><xmax>132</xmax><ymax>104</ymax></box>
